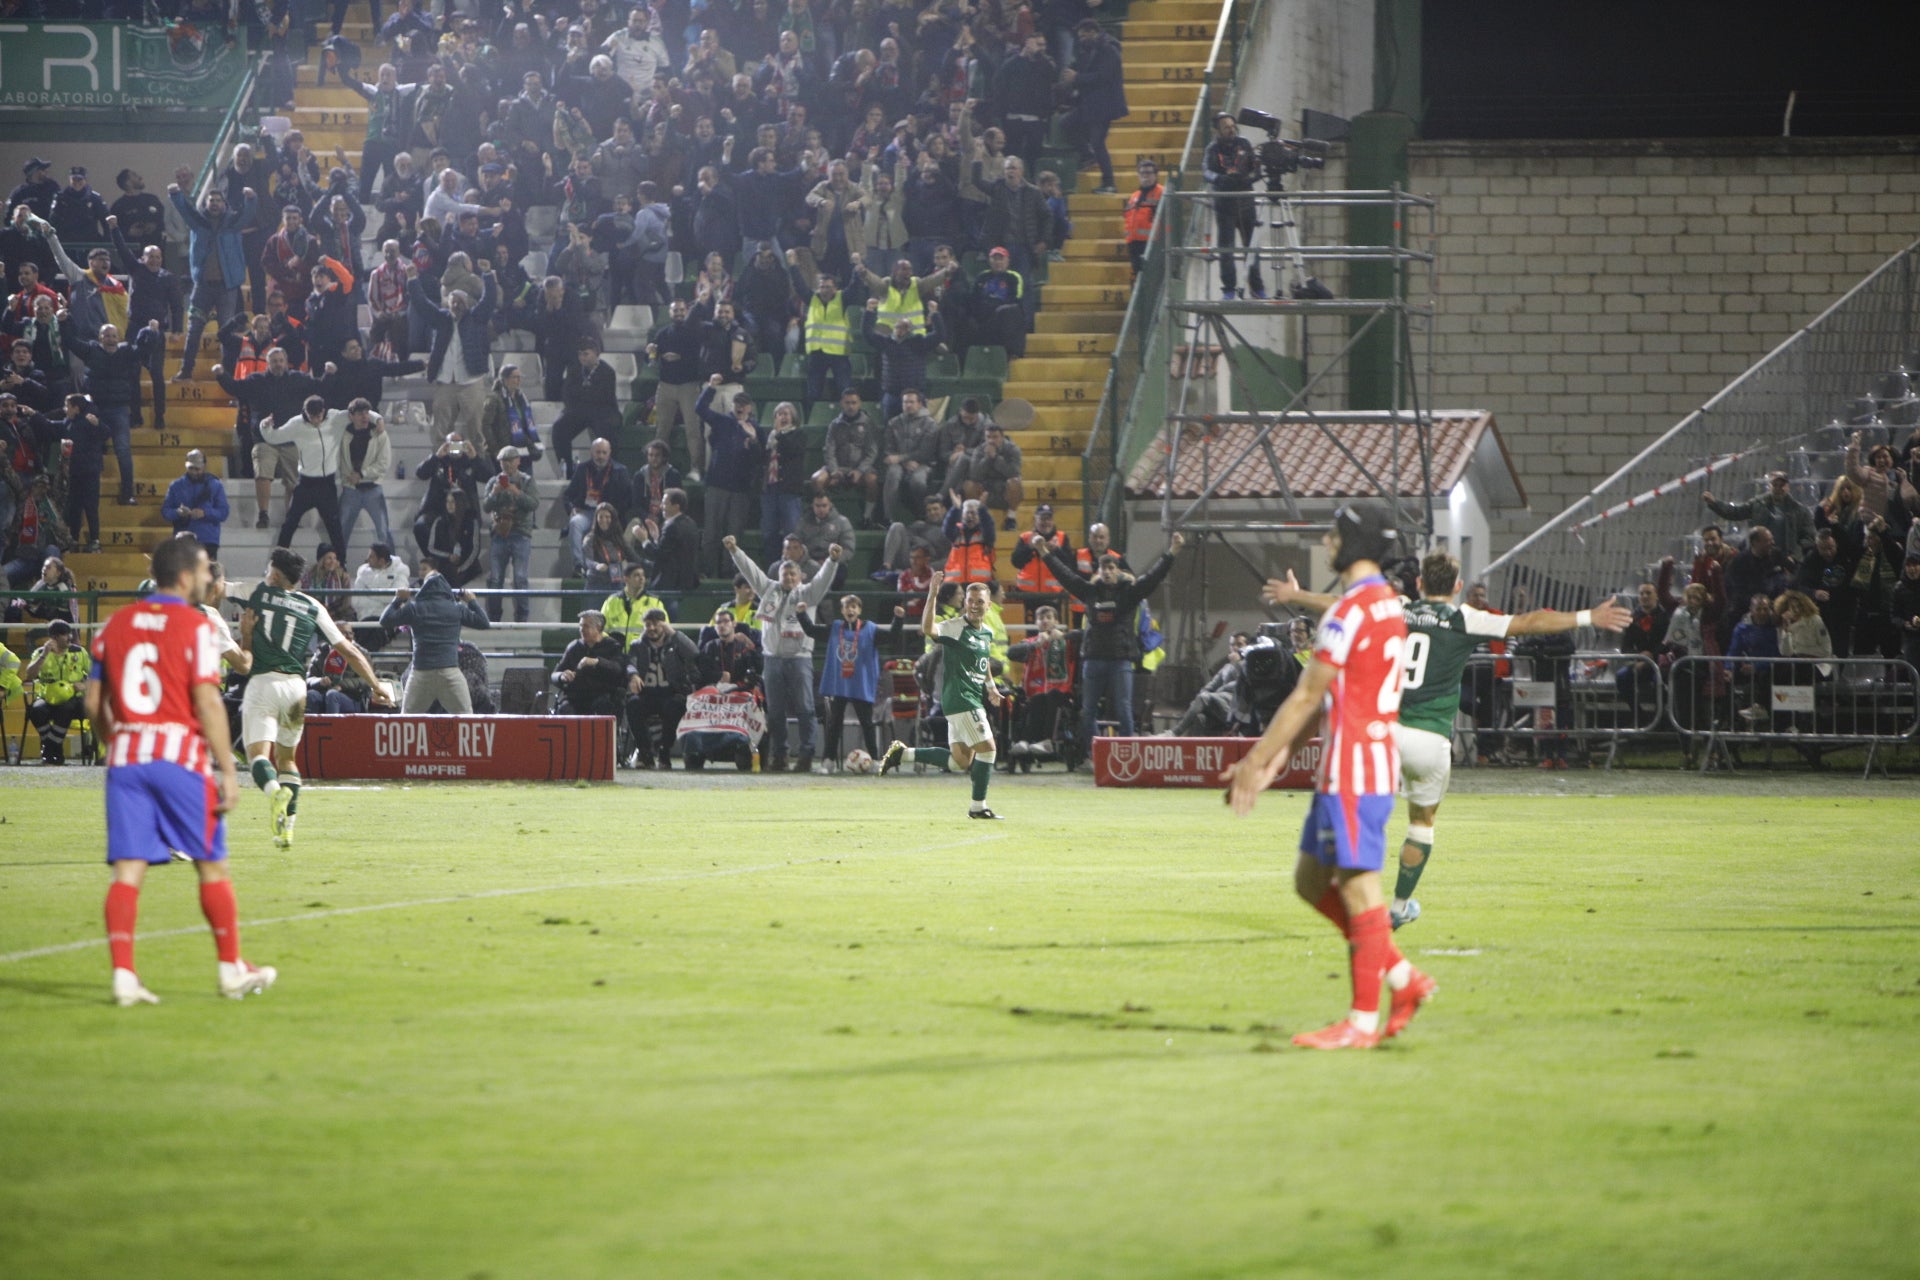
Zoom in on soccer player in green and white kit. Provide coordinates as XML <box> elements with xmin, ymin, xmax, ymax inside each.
<box><xmin>879</xmin><ymin>570</ymin><xmax>1005</xmax><ymax>818</ymax></box>
<box><xmin>239</xmin><ymin>547</ymin><xmax>390</xmax><ymax>847</ymax></box>
<box><xmin>1266</xmin><ymin>551</ymin><xmax>1628</xmax><ymax>927</ymax></box>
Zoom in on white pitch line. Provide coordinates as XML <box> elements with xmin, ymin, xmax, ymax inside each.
<box><xmin>0</xmin><ymin>832</ymin><xmax>1008</xmax><ymax>966</ymax></box>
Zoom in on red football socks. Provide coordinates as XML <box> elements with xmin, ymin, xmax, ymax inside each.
<box><xmin>1347</xmin><ymin>906</ymin><xmax>1395</xmax><ymax>1016</ymax></box>
<box><xmin>1312</xmin><ymin>885</ymin><xmax>1350</xmax><ymax>936</ymax></box>
<box><xmin>105</xmin><ymin>882</ymin><xmax>140</xmax><ymax>972</ymax></box>
<box><xmin>199</xmin><ymin>880</ymin><xmax>241</xmax><ymax>964</ymax></box>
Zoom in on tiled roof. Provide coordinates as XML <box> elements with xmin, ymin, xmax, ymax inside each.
<box><xmin>1126</xmin><ymin>410</ymin><xmax>1525</xmax><ymax>506</ymax></box>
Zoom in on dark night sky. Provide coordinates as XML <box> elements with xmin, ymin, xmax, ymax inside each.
<box><xmin>1422</xmin><ymin>0</ymin><xmax>1920</xmax><ymax>139</ymax></box>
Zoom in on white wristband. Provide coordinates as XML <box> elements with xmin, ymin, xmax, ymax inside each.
<box><xmin>1575</xmin><ymin>609</ymin><xmax>1592</xmax><ymax>627</ymax></box>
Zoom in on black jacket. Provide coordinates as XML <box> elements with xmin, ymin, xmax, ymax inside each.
<box><xmin>1040</xmin><ymin>546</ymin><xmax>1177</xmax><ymax>661</ymax></box>
<box><xmin>217</xmin><ymin>366</ymin><xmax>324</xmax><ymax>430</ymax></box>
<box><xmin>563</xmin><ymin>458</ymin><xmax>633</xmax><ymax>518</ymax></box>
<box><xmin>69</xmin><ymin>330</ymin><xmax>161</xmax><ymax>410</ymax></box>
<box><xmin>109</xmin><ymin>226</ymin><xmax>183</xmax><ymax>331</ymax></box>
<box><xmin>319</xmin><ymin>355</ymin><xmax>424</xmax><ymax>410</ymax></box>
<box><xmin>561</xmin><ymin>358</ymin><xmax>621</xmax><ymax>414</ymax></box>
<box><xmin>642</xmin><ymin>511</ymin><xmax>702</xmax><ymax>591</ymax></box>
<box><xmin>552</xmin><ymin>634</ymin><xmax>629</xmax><ymax>705</ymax></box>
<box><xmin>650</xmin><ymin>318</ymin><xmax>706</xmax><ymax>384</ymax></box>
<box><xmin>627</xmin><ymin>629</ymin><xmax>702</xmax><ymax>696</ymax></box>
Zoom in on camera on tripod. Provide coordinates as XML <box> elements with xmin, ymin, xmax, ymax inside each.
<box><xmin>1236</xmin><ymin>108</ymin><xmax>1330</xmax><ymax>185</ymax></box>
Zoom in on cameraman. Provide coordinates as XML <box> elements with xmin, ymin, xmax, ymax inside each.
<box><xmin>1203</xmin><ymin>113</ymin><xmax>1264</xmax><ymax>300</ymax></box>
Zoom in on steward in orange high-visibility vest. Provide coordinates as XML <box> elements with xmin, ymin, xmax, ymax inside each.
<box><xmin>942</xmin><ymin>499</ymin><xmax>996</xmax><ymax>583</ymax></box>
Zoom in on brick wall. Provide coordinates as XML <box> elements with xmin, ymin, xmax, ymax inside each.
<box><xmin>1398</xmin><ymin>139</ymin><xmax>1920</xmax><ymax>548</ymax></box>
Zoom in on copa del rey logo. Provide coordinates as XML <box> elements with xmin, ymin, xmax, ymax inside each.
<box><xmin>372</xmin><ymin>719</ymin><xmax>498</xmax><ymax>758</ymax></box>
<box><xmin>1102</xmin><ymin>738</ymin><xmax>1321</xmax><ymax>785</ymax></box>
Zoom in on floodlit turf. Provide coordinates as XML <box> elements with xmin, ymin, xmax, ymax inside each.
<box><xmin>2</xmin><ymin>768</ymin><xmax>1918</xmax><ymax>1278</ymax></box>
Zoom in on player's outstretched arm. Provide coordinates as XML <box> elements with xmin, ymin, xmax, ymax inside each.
<box><xmin>921</xmin><ymin>569</ymin><xmax>944</xmax><ymax>640</ymax></box>
<box><xmin>1262</xmin><ymin>569</ymin><xmax>1336</xmax><ymax>614</ymax></box>
<box><xmin>1221</xmin><ymin>658</ymin><xmax>1335</xmax><ymax>816</ymax></box>
<box><xmin>192</xmin><ymin>680</ymin><xmax>239</xmax><ymax>813</ymax></box>
<box><xmin>238</xmin><ymin>609</ymin><xmax>258</xmax><ymax>655</ymax></box>
<box><xmin>1504</xmin><ymin>598</ymin><xmax>1632</xmax><ymax>636</ymax></box>
<box><xmin>336</xmin><ymin>638</ymin><xmax>394</xmax><ymax>706</ymax></box>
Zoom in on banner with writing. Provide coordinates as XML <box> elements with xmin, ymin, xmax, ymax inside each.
<box><xmin>0</xmin><ymin>21</ymin><xmax>248</xmax><ymax>110</ymax></box>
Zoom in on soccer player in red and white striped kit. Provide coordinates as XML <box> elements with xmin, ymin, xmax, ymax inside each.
<box><xmin>1223</xmin><ymin>504</ymin><xmax>1436</xmax><ymax>1049</ymax></box>
<box><xmin>87</xmin><ymin>536</ymin><xmax>276</xmax><ymax>1007</ymax></box>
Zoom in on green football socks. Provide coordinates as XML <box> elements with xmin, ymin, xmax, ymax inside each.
<box><xmin>249</xmin><ymin>757</ymin><xmax>278</xmax><ymax>793</ymax></box>
<box><xmin>909</xmin><ymin>747</ymin><xmax>951</xmax><ymax>770</ymax></box>
<box><xmin>969</xmin><ymin>757</ymin><xmax>992</xmax><ymax>803</ymax></box>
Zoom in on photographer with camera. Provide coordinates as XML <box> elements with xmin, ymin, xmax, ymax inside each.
<box><xmin>1228</xmin><ymin>108</ymin><xmax>1332</xmax><ymax>300</ymax></box>
<box><xmin>1203</xmin><ymin>113</ymin><xmax>1265</xmax><ymax>300</ymax></box>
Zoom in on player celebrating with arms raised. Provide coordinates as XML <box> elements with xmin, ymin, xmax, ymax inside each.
<box><xmin>1265</xmin><ymin>551</ymin><xmax>1629</xmax><ymax>929</ymax></box>
<box><xmin>86</xmin><ymin>537</ymin><xmax>276</xmax><ymax>1006</ymax></box>
<box><xmin>879</xmin><ymin>570</ymin><xmax>1006</xmax><ymax>818</ymax></box>
<box><xmin>240</xmin><ymin>547</ymin><xmax>389</xmax><ymax>847</ymax></box>
<box><xmin>1222</xmin><ymin>504</ymin><xmax>1431</xmax><ymax>1049</ymax></box>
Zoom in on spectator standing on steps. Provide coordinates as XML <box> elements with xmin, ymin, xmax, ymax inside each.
<box><xmin>727</xmin><ymin>533</ymin><xmax>841</xmax><ymax>772</ymax></box>
<box><xmin>380</xmin><ymin>557</ymin><xmax>490</xmax><ymax>713</ymax></box>
<box><xmin>1202</xmin><ymin>113</ymin><xmax>1264</xmax><ymax>299</ymax></box>
<box><xmin>1039</xmin><ymin>532</ymin><xmax>1185</xmax><ymax>752</ymax></box>
<box><xmin>1122</xmin><ymin>160</ymin><xmax>1164</xmax><ymax>283</ymax></box>
<box><xmin>483</xmin><ymin>444</ymin><xmax>539</xmax><ymax>623</ymax></box>
<box><xmin>411</xmin><ymin>260</ymin><xmax>496</xmax><ymax>444</ymax></box>
<box><xmin>1062</xmin><ymin>19</ymin><xmax>1127</xmax><ymax>195</ymax></box>
<box><xmin>336</xmin><ymin>399</ymin><xmax>395</xmax><ymax>559</ymax></box>
<box><xmin>1703</xmin><ymin>471</ymin><xmax>1815</xmax><ymax>561</ymax></box>
<box><xmin>647</xmin><ymin>297</ymin><xmax>708</xmax><ymax>481</ymax></box>
<box><xmin>258</xmin><ymin>394</ymin><xmax>353</xmax><ymax>554</ymax></box>
<box><xmin>67</xmin><ymin>321</ymin><xmax>164</xmax><ymax>509</ymax></box>
<box><xmin>552</xmin><ymin>341</ymin><xmax>623</xmax><ymax>480</ymax></box>
<box><xmin>162</xmin><ymin>450</ymin><xmax>230</xmax><ymax>557</ymax></box>
<box><xmin>695</xmin><ymin>376</ymin><xmax>762</xmax><ymax>578</ymax></box>
<box><xmin>106</xmin><ymin>215</ymin><xmax>183</xmax><ymax>428</ymax></box>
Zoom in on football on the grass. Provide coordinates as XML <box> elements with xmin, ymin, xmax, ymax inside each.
<box><xmin>846</xmin><ymin>749</ymin><xmax>874</xmax><ymax>774</ymax></box>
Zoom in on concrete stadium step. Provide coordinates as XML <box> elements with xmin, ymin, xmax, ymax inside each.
<box><xmin>1122</xmin><ymin>0</ymin><xmax>1224</xmax><ymax>19</ymax></box>
<box><xmin>1034</xmin><ymin>309</ymin><xmax>1124</xmax><ymax>334</ymax></box>
<box><xmin>63</xmin><ymin>548</ymin><xmax>153</xmax><ymax>581</ymax></box>
<box><xmin>1118</xmin><ymin>83</ymin><xmax>1203</xmax><ymax>109</ymax></box>
<box><xmin>1004</xmin><ymin>356</ymin><xmax>1109</xmax><ymax>381</ymax></box>
<box><xmin>1062</xmin><ymin>238</ymin><xmax>1127</xmax><ymax>260</ymax></box>
<box><xmin>1121</xmin><ymin>19</ymin><xmax>1225</xmax><ymax>39</ymax></box>
<box><xmin>1007</xmin><ymin>429</ymin><xmax>1092</xmax><ymax>454</ymax></box>
<box><xmin>1019</xmin><ymin>455</ymin><xmax>1084</xmax><ymax>481</ymax></box>
<box><xmin>1122</xmin><ymin>41</ymin><xmax>1214</xmax><ymax>62</ymax></box>
<box><xmin>1026</xmin><ymin>333</ymin><xmax>1117</xmax><ymax>356</ymax></box>
<box><xmin>1107</xmin><ymin>124</ymin><xmax>1191</xmax><ymax>148</ymax></box>
<box><xmin>1044</xmin><ymin>260</ymin><xmax>1131</xmax><ymax>287</ymax></box>
<box><xmin>104</xmin><ymin>453</ymin><xmax>227</xmax><ymax>485</ymax></box>
<box><xmin>1031</xmin><ymin>283</ymin><xmax>1135</xmax><ymax>309</ymax></box>
<box><xmin>999</xmin><ymin>382</ymin><xmax>1102</xmax><ymax>405</ymax></box>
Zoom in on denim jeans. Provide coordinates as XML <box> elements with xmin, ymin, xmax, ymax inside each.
<box><xmin>1080</xmin><ymin>657</ymin><xmax>1135</xmax><ymax>746</ymax></box>
<box><xmin>488</xmin><ymin>531</ymin><xmax>532</xmax><ymax>621</ymax></box>
<box><xmin>338</xmin><ymin>484</ymin><xmax>391</xmax><ymax>558</ymax></box>
<box><xmin>763</xmin><ymin>653</ymin><xmax>818</xmax><ymax>763</ymax></box>
<box><xmin>761</xmin><ymin>490</ymin><xmax>803</xmax><ymax>559</ymax></box>
<box><xmin>183</xmin><ymin>280</ymin><xmax>242</xmax><ymax>375</ymax></box>
<box><xmin>101</xmin><ymin>405</ymin><xmax>133</xmax><ymax>501</ymax></box>
<box><xmin>805</xmin><ymin>352</ymin><xmax>853</xmax><ymax>403</ymax></box>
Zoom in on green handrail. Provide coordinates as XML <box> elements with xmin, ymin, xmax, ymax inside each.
<box><xmin>191</xmin><ymin>41</ymin><xmax>264</xmax><ymax>207</ymax></box>
<box><xmin>1082</xmin><ymin>0</ymin><xmax>1267</xmax><ymax>543</ymax></box>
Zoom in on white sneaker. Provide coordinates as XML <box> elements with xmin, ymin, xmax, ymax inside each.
<box><xmin>218</xmin><ymin>959</ymin><xmax>278</xmax><ymax>999</ymax></box>
<box><xmin>112</xmin><ymin>967</ymin><xmax>160</xmax><ymax>1007</ymax></box>
<box><xmin>1032</xmin><ymin>739</ymin><xmax>1056</xmax><ymax>757</ymax></box>
<box><xmin>1009</xmin><ymin>741</ymin><xmax>1030</xmax><ymax>757</ymax></box>
<box><xmin>168</xmin><ymin>848</ymin><xmax>193</xmax><ymax>863</ymax></box>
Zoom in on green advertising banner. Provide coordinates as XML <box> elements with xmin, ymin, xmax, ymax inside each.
<box><xmin>0</xmin><ymin>21</ymin><xmax>248</xmax><ymax>110</ymax></box>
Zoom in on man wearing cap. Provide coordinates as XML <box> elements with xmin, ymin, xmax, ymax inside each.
<box><xmin>23</xmin><ymin>618</ymin><xmax>89</xmax><ymax>765</ymax></box>
<box><xmin>971</xmin><ymin>248</ymin><xmax>1028</xmax><ymax>358</ymax></box>
<box><xmin>483</xmin><ymin>444</ymin><xmax>539</xmax><ymax>623</ymax></box>
<box><xmin>162</xmin><ymin>450</ymin><xmax>230</xmax><ymax>555</ymax></box>
<box><xmin>1202</xmin><ymin>112</ymin><xmax>1264</xmax><ymax>299</ymax></box>
<box><xmin>10</xmin><ymin>159</ymin><xmax>60</xmax><ymax>221</ymax></box>
<box><xmin>1011</xmin><ymin>503</ymin><xmax>1072</xmax><ymax>601</ymax></box>
<box><xmin>50</xmin><ymin>167</ymin><xmax>109</xmax><ymax>242</ymax></box>
<box><xmin>1703</xmin><ymin>471</ymin><xmax>1816</xmax><ymax>561</ymax></box>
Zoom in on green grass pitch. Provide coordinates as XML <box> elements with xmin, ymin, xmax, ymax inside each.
<box><xmin>2</xmin><ymin>769</ymin><xmax>1917</xmax><ymax>1278</ymax></box>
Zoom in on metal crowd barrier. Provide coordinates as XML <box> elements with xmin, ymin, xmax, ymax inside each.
<box><xmin>1449</xmin><ymin>650</ymin><xmax>1919</xmax><ymax>776</ymax></box>
<box><xmin>1671</xmin><ymin>654</ymin><xmax>1920</xmax><ymax>775</ymax></box>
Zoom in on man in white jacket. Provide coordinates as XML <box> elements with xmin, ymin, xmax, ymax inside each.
<box><xmin>259</xmin><ymin>394</ymin><xmax>359</xmax><ymax>553</ymax></box>
<box><xmin>601</xmin><ymin>7</ymin><xmax>667</xmax><ymax>96</ymax></box>
<box><xmin>335</xmin><ymin>397</ymin><xmax>394</xmax><ymax>559</ymax></box>
<box><xmin>727</xmin><ymin>534</ymin><xmax>842</xmax><ymax>772</ymax></box>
